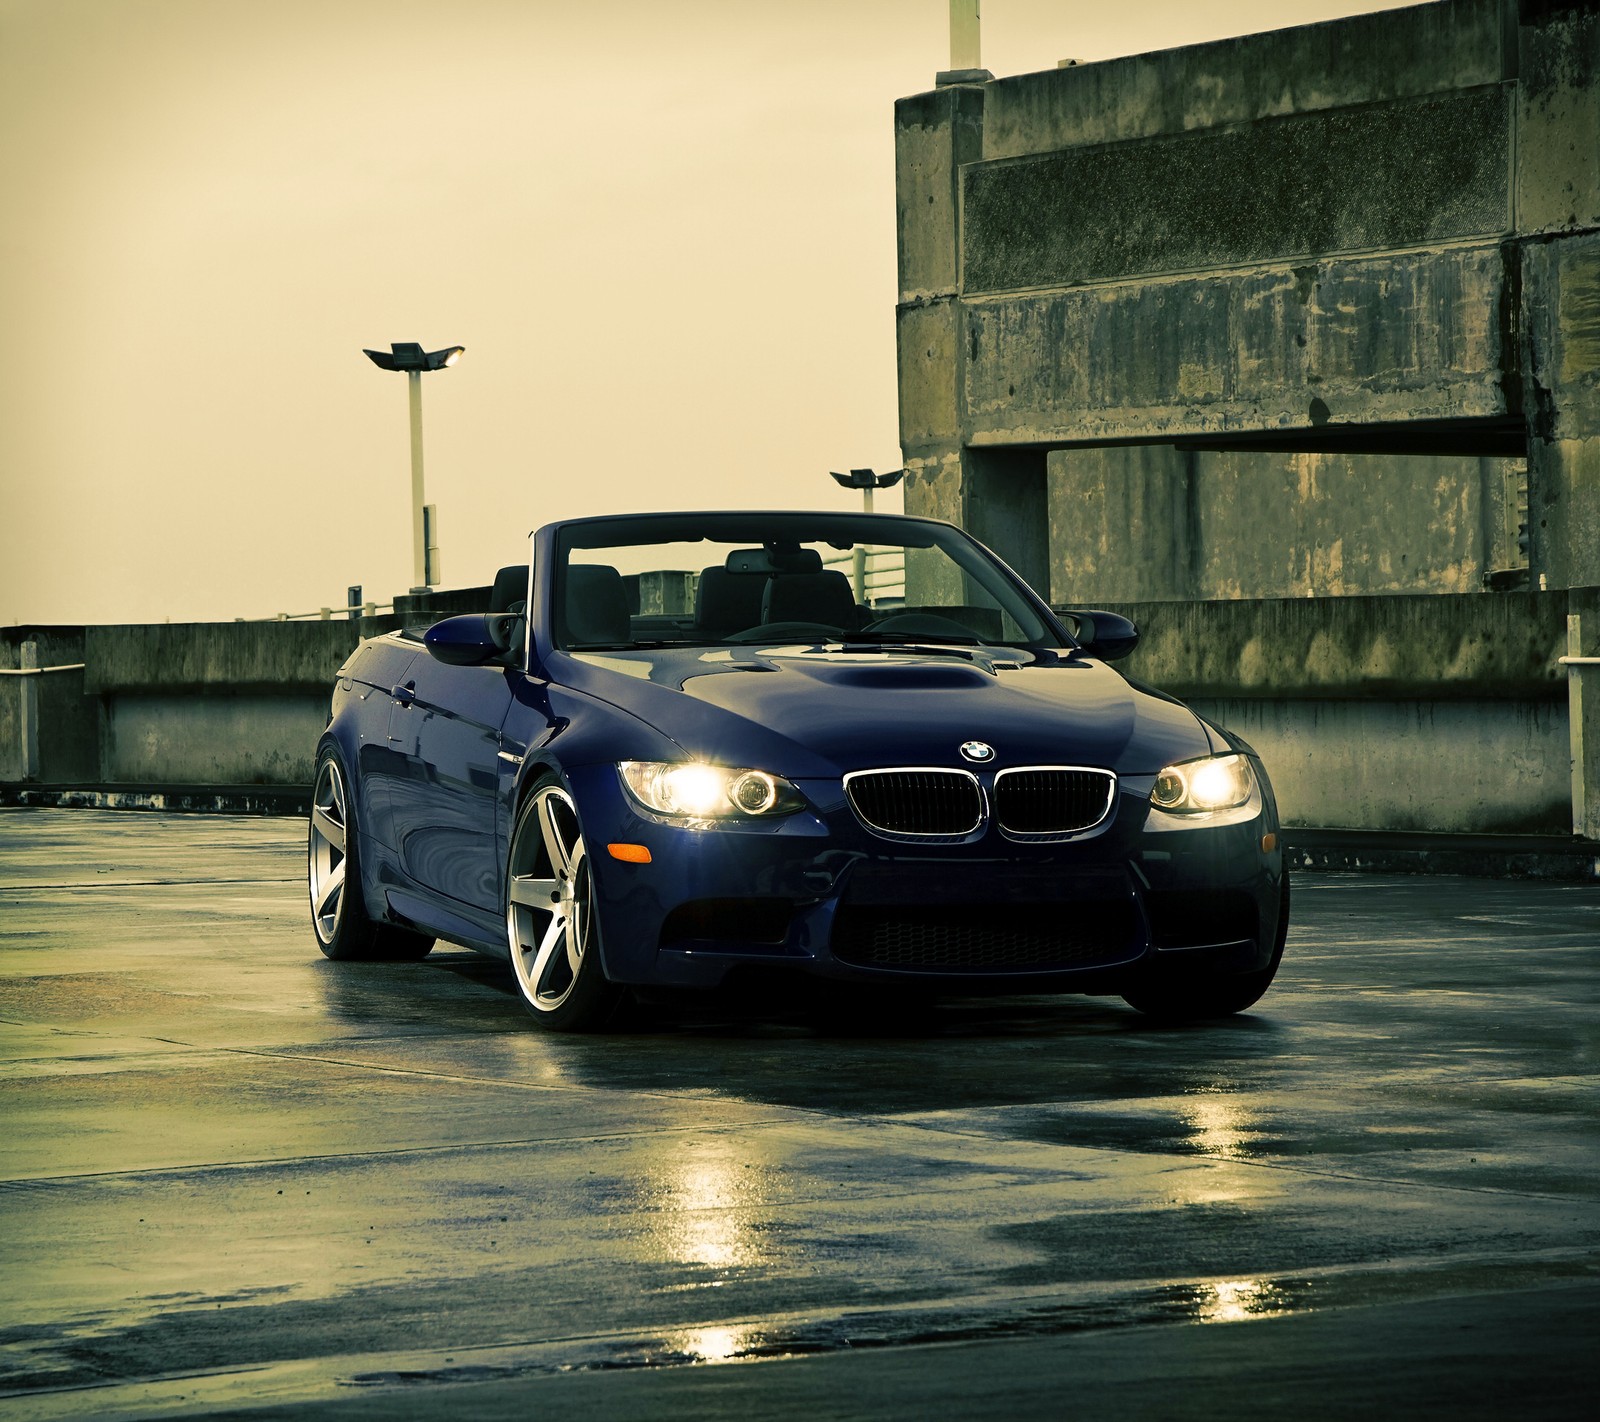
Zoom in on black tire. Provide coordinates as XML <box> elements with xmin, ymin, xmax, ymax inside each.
<box><xmin>504</xmin><ymin>772</ymin><xmax>626</xmax><ymax>1032</ymax></box>
<box><xmin>1122</xmin><ymin>872</ymin><xmax>1290</xmax><ymax>1021</ymax></box>
<box><xmin>309</xmin><ymin>749</ymin><xmax>434</xmax><ymax>962</ymax></box>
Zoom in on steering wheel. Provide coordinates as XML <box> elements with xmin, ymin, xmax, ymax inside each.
<box><xmin>724</xmin><ymin>621</ymin><xmax>847</xmax><ymax>642</ymax></box>
<box><xmin>860</xmin><ymin>612</ymin><xmax>977</xmax><ymax>637</ymax></box>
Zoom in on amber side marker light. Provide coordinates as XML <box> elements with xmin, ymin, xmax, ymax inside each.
<box><xmin>1261</xmin><ymin>833</ymin><xmax>1277</xmax><ymax>853</ymax></box>
<box><xmin>608</xmin><ymin>843</ymin><xmax>652</xmax><ymax>864</ymax></box>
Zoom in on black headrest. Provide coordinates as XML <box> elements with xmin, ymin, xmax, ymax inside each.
<box><xmin>562</xmin><ymin>564</ymin><xmax>630</xmax><ymax>646</ymax></box>
<box><xmin>695</xmin><ymin>565</ymin><xmax>766</xmax><ymax>636</ymax></box>
<box><xmin>762</xmin><ymin>569</ymin><xmax>858</xmax><ymax>629</ymax></box>
<box><xmin>490</xmin><ymin>564</ymin><xmax>526</xmax><ymax>614</ymax></box>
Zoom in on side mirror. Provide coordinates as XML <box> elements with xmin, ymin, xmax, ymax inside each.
<box><xmin>423</xmin><ymin>613</ymin><xmax>519</xmax><ymax>667</ymax></box>
<box><xmin>1063</xmin><ymin>609</ymin><xmax>1139</xmax><ymax>661</ymax></box>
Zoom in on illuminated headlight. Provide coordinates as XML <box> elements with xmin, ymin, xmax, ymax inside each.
<box><xmin>1149</xmin><ymin>753</ymin><xmax>1256</xmax><ymax>814</ymax></box>
<box><xmin>618</xmin><ymin>761</ymin><xmax>806</xmax><ymax>820</ymax></box>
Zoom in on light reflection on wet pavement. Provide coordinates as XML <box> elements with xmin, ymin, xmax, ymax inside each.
<box><xmin>0</xmin><ymin>811</ymin><xmax>1596</xmax><ymax>1418</ymax></box>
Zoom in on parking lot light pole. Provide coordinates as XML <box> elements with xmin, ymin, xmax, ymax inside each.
<box><xmin>829</xmin><ymin>467</ymin><xmax>906</xmax><ymax>598</ymax></box>
<box><xmin>362</xmin><ymin>342</ymin><xmax>465</xmax><ymax>593</ymax></box>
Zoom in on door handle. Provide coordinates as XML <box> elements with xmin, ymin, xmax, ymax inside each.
<box><xmin>393</xmin><ymin>681</ymin><xmax>416</xmax><ymax>707</ymax></box>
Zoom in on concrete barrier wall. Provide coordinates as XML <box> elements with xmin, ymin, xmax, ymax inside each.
<box><xmin>102</xmin><ymin>693</ymin><xmax>332</xmax><ymax>786</ymax></box>
<box><xmin>1191</xmin><ymin>697</ymin><xmax>1570</xmax><ymax>834</ymax></box>
<box><xmin>1047</xmin><ymin>449</ymin><xmax>1526</xmax><ymax>603</ymax></box>
<box><xmin>0</xmin><ymin>629</ymin><xmax>97</xmax><ymax>785</ymax></box>
<box><xmin>84</xmin><ymin>622</ymin><xmax>369</xmax><ymax>693</ymax></box>
<box><xmin>0</xmin><ymin>586</ymin><xmax>1583</xmax><ymax>834</ymax></box>
<box><xmin>1079</xmin><ymin>589</ymin><xmax>1569</xmax><ymax>700</ymax></box>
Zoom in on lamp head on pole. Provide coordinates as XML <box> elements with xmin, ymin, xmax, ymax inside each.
<box><xmin>362</xmin><ymin>343</ymin><xmax>466</xmax><ymax>373</ymax></box>
<box><xmin>829</xmin><ymin>468</ymin><xmax>906</xmax><ymax>491</ymax></box>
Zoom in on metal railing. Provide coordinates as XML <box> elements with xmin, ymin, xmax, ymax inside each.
<box><xmin>249</xmin><ymin>603</ymin><xmax>390</xmax><ymax>623</ymax></box>
<box><xmin>822</xmin><ymin>549</ymin><xmax>906</xmax><ymax>605</ymax></box>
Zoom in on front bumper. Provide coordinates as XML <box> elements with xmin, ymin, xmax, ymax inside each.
<box><xmin>567</xmin><ymin>763</ymin><xmax>1283</xmax><ymax>993</ymax></box>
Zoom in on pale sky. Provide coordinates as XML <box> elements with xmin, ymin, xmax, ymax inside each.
<box><xmin>0</xmin><ymin>0</ymin><xmax>1423</xmax><ymax>625</ymax></box>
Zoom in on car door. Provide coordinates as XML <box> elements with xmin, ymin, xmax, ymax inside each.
<box><xmin>386</xmin><ymin>655</ymin><xmax>516</xmax><ymax>912</ymax></box>
<box><xmin>347</xmin><ymin>640</ymin><xmax>420</xmax><ymax>849</ymax></box>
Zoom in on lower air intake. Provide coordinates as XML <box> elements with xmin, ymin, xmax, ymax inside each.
<box><xmin>832</xmin><ymin>902</ymin><xmax>1138</xmax><ymax>973</ymax></box>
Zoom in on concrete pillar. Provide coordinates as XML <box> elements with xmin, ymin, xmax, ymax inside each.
<box><xmin>964</xmin><ymin>448</ymin><xmax>1049</xmax><ymax>595</ymax></box>
<box><xmin>18</xmin><ymin>640</ymin><xmax>40</xmax><ymax>782</ymax></box>
<box><xmin>1521</xmin><ymin>232</ymin><xmax>1600</xmax><ymax>592</ymax></box>
<box><xmin>1516</xmin><ymin>1</ymin><xmax>1600</xmax><ymax>240</ymax></box>
<box><xmin>1518</xmin><ymin>2</ymin><xmax>1600</xmax><ymax>595</ymax></box>
<box><xmin>894</xmin><ymin>77</ymin><xmax>976</xmax><ymax>481</ymax></box>
<box><xmin>1567</xmin><ymin>594</ymin><xmax>1600</xmax><ymax>841</ymax></box>
<box><xmin>636</xmin><ymin>570</ymin><xmax>696</xmax><ymax>616</ymax></box>
<box><xmin>893</xmin><ymin>81</ymin><xmax>1051</xmax><ymax>599</ymax></box>
<box><xmin>902</xmin><ymin>446</ymin><xmax>1050</xmax><ymax>603</ymax></box>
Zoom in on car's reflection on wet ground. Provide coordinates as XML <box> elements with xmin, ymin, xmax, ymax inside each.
<box><xmin>0</xmin><ymin>810</ymin><xmax>1595</xmax><ymax>1420</ymax></box>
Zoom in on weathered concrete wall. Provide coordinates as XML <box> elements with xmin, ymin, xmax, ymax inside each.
<box><xmin>1094</xmin><ymin>587</ymin><xmax>1574</xmax><ymax>832</ymax></box>
<box><xmin>1517</xmin><ymin>0</ymin><xmax>1600</xmax><ymax>236</ymax></box>
<box><xmin>979</xmin><ymin>0</ymin><xmax>1511</xmax><ymax>159</ymax></box>
<box><xmin>3</xmin><ymin>604</ymin><xmax>496</xmax><ymax>792</ymax></box>
<box><xmin>964</xmin><ymin>87</ymin><xmax>1511</xmax><ymax>294</ymax></box>
<box><xmin>1048</xmin><ymin>449</ymin><xmax>1521</xmax><ymax>602</ymax></box>
<box><xmin>84</xmin><ymin>623</ymin><xmax>367</xmax><ymax>694</ymax></box>
<box><xmin>0</xmin><ymin>630</ymin><xmax>97</xmax><ymax>784</ymax></box>
<box><xmin>1191</xmin><ymin>696</ymin><xmax>1570</xmax><ymax>833</ymax></box>
<box><xmin>962</xmin><ymin>244</ymin><xmax>1512</xmax><ymax>446</ymax></box>
<box><xmin>1048</xmin><ymin>446</ymin><xmax>1196</xmax><ymax>603</ymax></box>
<box><xmin>6</xmin><ymin>620</ymin><xmax>390</xmax><ymax>789</ymax></box>
<box><xmin>1061</xmin><ymin>589</ymin><xmax>1569</xmax><ymax>701</ymax></box>
<box><xmin>894</xmin><ymin>0</ymin><xmax>1600</xmax><ymax>562</ymax></box>
<box><xmin>895</xmin><ymin>86</ymin><xmax>985</xmax><ymax>302</ymax></box>
<box><xmin>0</xmin><ymin>589</ymin><xmax>1582</xmax><ymax>833</ymax></box>
<box><xmin>103</xmin><ymin>693</ymin><xmax>330</xmax><ymax>786</ymax></box>
<box><xmin>1523</xmin><ymin>228</ymin><xmax>1600</xmax><ymax>588</ymax></box>
<box><xmin>896</xmin><ymin>0</ymin><xmax>1600</xmax><ymax>838</ymax></box>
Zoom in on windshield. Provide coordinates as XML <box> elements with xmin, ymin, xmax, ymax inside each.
<box><xmin>551</xmin><ymin>512</ymin><xmax>1065</xmax><ymax>652</ymax></box>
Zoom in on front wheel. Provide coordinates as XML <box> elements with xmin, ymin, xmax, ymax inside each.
<box><xmin>505</xmin><ymin>774</ymin><xmax>626</xmax><ymax>1031</ymax></box>
<box><xmin>1121</xmin><ymin>873</ymin><xmax>1290</xmax><ymax>1022</ymax></box>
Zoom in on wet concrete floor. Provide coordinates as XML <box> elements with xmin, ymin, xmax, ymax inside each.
<box><xmin>0</xmin><ymin>808</ymin><xmax>1595</xmax><ymax>1419</ymax></box>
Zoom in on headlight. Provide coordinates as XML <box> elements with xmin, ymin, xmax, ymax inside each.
<box><xmin>618</xmin><ymin>761</ymin><xmax>807</xmax><ymax>820</ymax></box>
<box><xmin>1149</xmin><ymin>753</ymin><xmax>1255</xmax><ymax>814</ymax></box>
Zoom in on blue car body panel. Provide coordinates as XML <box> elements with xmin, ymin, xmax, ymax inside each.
<box><xmin>320</xmin><ymin>511</ymin><xmax>1285</xmax><ymax>994</ymax></box>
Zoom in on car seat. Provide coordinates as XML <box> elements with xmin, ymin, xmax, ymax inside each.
<box><xmin>561</xmin><ymin>564</ymin><xmax>630</xmax><ymax>646</ymax></box>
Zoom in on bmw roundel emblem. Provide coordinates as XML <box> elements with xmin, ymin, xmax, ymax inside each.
<box><xmin>959</xmin><ymin>740</ymin><xmax>995</xmax><ymax>763</ymax></box>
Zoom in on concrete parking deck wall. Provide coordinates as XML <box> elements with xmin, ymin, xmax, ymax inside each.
<box><xmin>0</xmin><ymin>588</ymin><xmax>1580</xmax><ymax>835</ymax></box>
<box><xmin>895</xmin><ymin>0</ymin><xmax>1600</xmax><ymax>837</ymax></box>
<box><xmin>0</xmin><ymin>589</ymin><xmax>493</xmax><ymax>797</ymax></box>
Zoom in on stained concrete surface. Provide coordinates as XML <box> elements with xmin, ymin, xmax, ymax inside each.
<box><xmin>0</xmin><ymin>807</ymin><xmax>1595</xmax><ymax>1419</ymax></box>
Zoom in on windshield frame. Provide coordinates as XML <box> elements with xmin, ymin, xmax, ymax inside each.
<box><xmin>544</xmin><ymin>510</ymin><xmax>1074</xmax><ymax>655</ymax></box>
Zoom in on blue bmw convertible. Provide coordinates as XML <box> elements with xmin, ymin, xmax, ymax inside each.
<box><xmin>309</xmin><ymin>510</ymin><xmax>1288</xmax><ymax>1030</ymax></box>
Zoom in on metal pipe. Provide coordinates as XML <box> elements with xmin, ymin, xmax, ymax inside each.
<box><xmin>1569</xmin><ymin>615</ymin><xmax>1589</xmax><ymax>838</ymax></box>
<box><xmin>408</xmin><ymin>369</ymin><xmax>427</xmax><ymax>590</ymax></box>
<box><xmin>950</xmin><ymin>0</ymin><xmax>981</xmax><ymax>71</ymax></box>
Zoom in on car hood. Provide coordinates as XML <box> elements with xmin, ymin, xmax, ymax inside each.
<box><xmin>554</xmin><ymin>645</ymin><xmax>1211</xmax><ymax>778</ymax></box>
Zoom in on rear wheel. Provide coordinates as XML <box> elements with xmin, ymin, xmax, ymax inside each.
<box><xmin>309</xmin><ymin>750</ymin><xmax>434</xmax><ymax>962</ymax></box>
<box><xmin>505</xmin><ymin>774</ymin><xmax>626</xmax><ymax>1031</ymax></box>
<box><xmin>1122</xmin><ymin>873</ymin><xmax>1290</xmax><ymax>1021</ymax></box>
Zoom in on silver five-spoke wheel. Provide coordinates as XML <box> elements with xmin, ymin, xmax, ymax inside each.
<box><xmin>309</xmin><ymin>757</ymin><xmax>349</xmax><ymax>946</ymax></box>
<box><xmin>307</xmin><ymin>748</ymin><xmax>433</xmax><ymax>961</ymax></box>
<box><xmin>506</xmin><ymin>777</ymin><xmax>623</xmax><ymax>1029</ymax></box>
